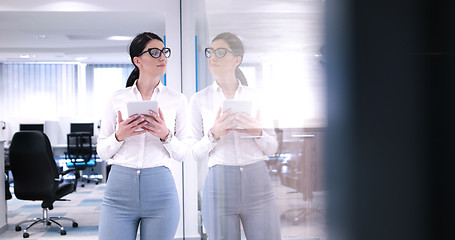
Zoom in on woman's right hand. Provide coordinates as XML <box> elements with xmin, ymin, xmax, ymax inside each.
<box><xmin>210</xmin><ymin>108</ymin><xmax>238</xmax><ymax>139</ymax></box>
<box><xmin>114</xmin><ymin>111</ymin><xmax>148</xmax><ymax>141</ymax></box>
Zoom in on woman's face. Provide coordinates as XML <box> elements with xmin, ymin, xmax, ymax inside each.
<box><xmin>208</xmin><ymin>39</ymin><xmax>241</xmax><ymax>77</ymax></box>
<box><xmin>134</xmin><ymin>39</ymin><xmax>168</xmax><ymax>77</ymax></box>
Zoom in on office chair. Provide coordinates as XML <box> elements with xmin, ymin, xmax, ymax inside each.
<box><xmin>9</xmin><ymin>131</ymin><xmax>78</xmax><ymax>238</ymax></box>
<box><xmin>278</xmin><ymin>134</ymin><xmax>324</xmax><ymax>225</ymax></box>
<box><xmin>65</xmin><ymin>132</ymin><xmax>99</xmax><ymax>187</ymax></box>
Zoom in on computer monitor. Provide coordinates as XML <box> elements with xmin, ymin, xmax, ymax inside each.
<box><xmin>70</xmin><ymin>123</ymin><xmax>94</xmax><ymax>136</ymax></box>
<box><xmin>19</xmin><ymin>123</ymin><xmax>44</xmax><ymax>132</ymax></box>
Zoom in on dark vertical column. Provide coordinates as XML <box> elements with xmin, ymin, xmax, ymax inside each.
<box><xmin>325</xmin><ymin>0</ymin><xmax>455</xmax><ymax>240</ymax></box>
<box><xmin>426</xmin><ymin>1</ymin><xmax>455</xmax><ymax>239</ymax></box>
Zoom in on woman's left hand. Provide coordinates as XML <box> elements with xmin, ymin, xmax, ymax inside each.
<box><xmin>233</xmin><ymin>110</ymin><xmax>263</xmax><ymax>137</ymax></box>
<box><xmin>141</xmin><ymin>107</ymin><xmax>170</xmax><ymax>140</ymax></box>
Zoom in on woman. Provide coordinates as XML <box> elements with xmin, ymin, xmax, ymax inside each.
<box><xmin>97</xmin><ymin>32</ymin><xmax>189</xmax><ymax>240</ymax></box>
<box><xmin>190</xmin><ymin>32</ymin><xmax>281</xmax><ymax>240</ymax></box>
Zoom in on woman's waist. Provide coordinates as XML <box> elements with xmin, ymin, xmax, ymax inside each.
<box><xmin>208</xmin><ymin>159</ymin><xmax>267</xmax><ymax>169</ymax></box>
<box><xmin>208</xmin><ymin>150</ymin><xmax>268</xmax><ymax>167</ymax></box>
<box><xmin>109</xmin><ymin>163</ymin><xmax>170</xmax><ymax>175</ymax></box>
<box><xmin>108</xmin><ymin>156</ymin><xmax>170</xmax><ymax>170</ymax></box>
<box><xmin>113</xmin><ymin>146</ymin><xmax>170</xmax><ymax>161</ymax></box>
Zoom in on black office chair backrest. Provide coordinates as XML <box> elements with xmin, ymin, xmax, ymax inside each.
<box><xmin>67</xmin><ymin>132</ymin><xmax>93</xmax><ymax>162</ymax></box>
<box><xmin>9</xmin><ymin>131</ymin><xmax>59</xmax><ymax>200</ymax></box>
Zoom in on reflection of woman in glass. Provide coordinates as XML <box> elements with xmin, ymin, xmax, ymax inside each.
<box><xmin>190</xmin><ymin>32</ymin><xmax>281</xmax><ymax>240</ymax></box>
<box><xmin>97</xmin><ymin>32</ymin><xmax>189</xmax><ymax>240</ymax></box>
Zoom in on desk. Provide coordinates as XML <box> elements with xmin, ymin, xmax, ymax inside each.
<box><xmin>279</xmin><ymin>128</ymin><xmax>325</xmax><ymax>225</ymax></box>
<box><xmin>52</xmin><ymin>144</ymin><xmax>107</xmax><ymax>183</ymax></box>
<box><xmin>3</xmin><ymin>144</ymin><xmax>96</xmax><ymax>158</ymax></box>
<box><xmin>51</xmin><ymin>144</ymin><xmax>94</xmax><ymax>156</ymax></box>
<box><xmin>4</xmin><ymin>144</ymin><xmax>107</xmax><ymax>183</ymax></box>
<box><xmin>281</xmin><ymin>128</ymin><xmax>325</xmax><ymax>192</ymax></box>
<box><xmin>290</xmin><ymin>134</ymin><xmax>316</xmax><ymax>200</ymax></box>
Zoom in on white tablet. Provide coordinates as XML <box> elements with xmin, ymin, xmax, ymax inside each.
<box><xmin>126</xmin><ymin>101</ymin><xmax>158</xmax><ymax>117</ymax></box>
<box><xmin>222</xmin><ymin>100</ymin><xmax>253</xmax><ymax>115</ymax></box>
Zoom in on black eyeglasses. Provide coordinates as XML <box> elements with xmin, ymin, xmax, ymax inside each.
<box><xmin>137</xmin><ymin>48</ymin><xmax>171</xmax><ymax>58</ymax></box>
<box><xmin>205</xmin><ymin>48</ymin><xmax>235</xmax><ymax>58</ymax></box>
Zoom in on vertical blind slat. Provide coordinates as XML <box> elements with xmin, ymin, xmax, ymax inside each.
<box><xmin>0</xmin><ymin>63</ymin><xmax>133</xmax><ymax>124</ymax></box>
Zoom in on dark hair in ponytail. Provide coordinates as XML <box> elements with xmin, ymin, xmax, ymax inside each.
<box><xmin>212</xmin><ymin>32</ymin><xmax>248</xmax><ymax>86</ymax></box>
<box><xmin>125</xmin><ymin>32</ymin><xmax>164</xmax><ymax>87</ymax></box>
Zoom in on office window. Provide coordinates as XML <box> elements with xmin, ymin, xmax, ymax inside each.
<box><xmin>239</xmin><ymin>64</ymin><xmax>260</xmax><ymax>88</ymax></box>
<box><xmin>0</xmin><ymin>63</ymin><xmax>133</xmax><ymax>133</ymax></box>
<box><xmin>0</xmin><ymin>63</ymin><xmax>78</xmax><ymax>121</ymax></box>
<box><xmin>88</xmin><ymin>64</ymin><xmax>134</xmax><ymax>121</ymax></box>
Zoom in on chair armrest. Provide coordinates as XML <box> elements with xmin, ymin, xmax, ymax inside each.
<box><xmin>58</xmin><ymin>168</ymin><xmax>78</xmax><ymax>184</ymax></box>
<box><xmin>61</xmin><ymin>168</ymin><xmax>77</xmax><ymax>176</ymax></box>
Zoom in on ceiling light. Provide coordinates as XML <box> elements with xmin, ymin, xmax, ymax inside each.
<box><xmin>36</xmin><ymin>35</ymin><xmax>48</xmax><ymax>39</ymax></box>
<box><xmin>75</xmin><ymin>57</ymin><xmax>89</xmax><ymax>61</ymax></box>
<box><xmin>20</xmin><ymin>54</ymin><xmax>36</xmax><ymax>59</ymax></box>
<box><xmin>107</xmin><ymin>36</ymin><xmax>134</xmax><ymax>41</ymax></box>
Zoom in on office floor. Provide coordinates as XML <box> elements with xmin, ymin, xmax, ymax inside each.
<box><xmin>1</xmin><ymin>176</ymin><xmax>327</xmax><ymax>240</ymax></box>
<box><xmin>1</xmin><ymin>183</ymin><xmax>103</xmax><ymax>240</ymax></box>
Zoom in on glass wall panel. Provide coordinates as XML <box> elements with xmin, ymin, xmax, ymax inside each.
<box><xmin>190</xmin><ymin>0</ymin><xmax>327</xmax><ymax>239</ymax></box>
<box><xmin>0</xmin><ymin>5</ymin><xmax>185</xmax><ymax>238</ymax></box>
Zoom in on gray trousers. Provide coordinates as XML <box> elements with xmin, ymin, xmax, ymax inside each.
<box><xmin>98</xmin><ymin>165</ymin><xmax>179</xmax><ymax>240</ymax></box>
<box><xmin>202</xmin><ymin>161</ymin><xmax>282</xmax><ymax>240</ymax></box>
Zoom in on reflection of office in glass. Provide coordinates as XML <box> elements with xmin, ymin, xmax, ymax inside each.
<box><xmin>192</xmin><ymin>1</ymin><xmax>327</xmax><ymax>239</ymax></box>
<box><xmin>191</xmin><ymin>32</ymin><xmax>281</xmax><ymax>240</ymax></box>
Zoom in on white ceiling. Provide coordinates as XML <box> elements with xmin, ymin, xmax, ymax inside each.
<box><xmin>0</xmin><ymin>0</ymin><xmax>325</xmax><ymax>64</ymax></box>
<box><xmin>0</xmin><ymin>11</ymin><xmax>165</xmax><ymax>64</ymax></box>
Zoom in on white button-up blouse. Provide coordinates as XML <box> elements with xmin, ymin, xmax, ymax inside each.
<box><xmin>189</xmin><ymin>81</ymin><xmax>278</xmax><ymax>167</ymax></box>
<box><xmin>97</xmin><ymin>80</ymin><xmax>190</xmax><ymax>169</ymax></box>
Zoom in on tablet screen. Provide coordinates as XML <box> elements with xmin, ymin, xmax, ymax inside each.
<box><xmin>126</xmin><ymin>101</ymin><xmax>158</xmax><ymax>117</ymax></box>
<box><xmin>222</xmin><ymin>100</ymin><xmax>253</xmax><ymax>115</ymax></box>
